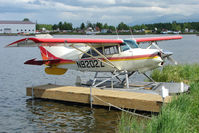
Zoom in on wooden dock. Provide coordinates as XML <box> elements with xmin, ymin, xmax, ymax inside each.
<box><xmin>27</xmin><ymin>84</ymin><xmax>172</xmax><ymax>112</ymax></box>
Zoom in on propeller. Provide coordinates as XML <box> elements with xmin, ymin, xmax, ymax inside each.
<box><xmin>151</xmin><ymin>42</ymin><xmax>178</xmax><ymax>65</ymax></box>
<box><xmin>167</xmin><ymin>56</ymin><xmax>178</xmax><ymax>65</ymax></box>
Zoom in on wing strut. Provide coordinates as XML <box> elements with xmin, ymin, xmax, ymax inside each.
<box><xmin>86</xmin><ymin>43</ymin><xmax>121</xmax><ymax>70</ymax></box>
<box><xmin>70</xmin><ymin>44</ymin><xmax>120</xmax><ymax>70</ymax></box>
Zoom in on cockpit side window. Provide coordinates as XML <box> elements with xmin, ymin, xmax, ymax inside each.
<box><xmin>81</xmin><ymin>47</ymin><xmax>103</xmax><ymax>58</ymax></box>
<box><xmin>104</xmin><ymin>45</ymin><xmax>119</xmax><ymax>55</ymax></box>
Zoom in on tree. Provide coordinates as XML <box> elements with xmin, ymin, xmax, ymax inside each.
<box><xmin>140</xmin><ymin>24</ymin><xmax>147</xmax><ymax>30</ymax></box>
<box><xmin>80</xmin><ymin>23</ymin><xmax>85</xmax><ymax>30</ymax></box>
<box><xmin>117</xmin><ymin>22</ymin><xmax>129</xmax><ymax>30</ymax></box>
<box><xmin>176</xmin><ymin>25</ymin><xmax>181</xmax><ymax>31</ymax></box>
<box><xmin>62</xmin><ymin>22</ymin><xmax>73</xmax><ymax>30</ymax></box>
<box><xmin>23</xmin><ymin>18</ymin><xmax>30</xmax><ymax>21</ymax></box>
<box><xmin>36</xmin><ymin>24</ymin><xmax>40</xmax><ymax>30</ymax></box>
<box><xmin>183</xmin><ymin>23</ymin><xmax>191</xmax><ymax>30</ymax></box>
<box><xmin>58</xmin><ymin>21</ymin><xmax>63</xmax><ymax>30</ymax></box>
<box><xmin>108</xmin><ymin>26</ymin><xmax>115</xmax><ymax>31</ymax></box>
<box><xmin>36</xmin><ymin>24</ymin><xmax>53</xmax><ymax>30</ymax></box>
<box><xmin>132</xmin><ymin>25</ymin><xmax>141</xmax><ymax>30</ymax></box>
<box><xmin>96</xmin><ymin>22</ymin><xmax>103</xmax><ymax>30</ymax></box>
<box><xmin>103</xmin><ymin>23</ymin><xmax>109</xmax><ymax>29</ymax></box>
<box><xmin>86</xmin><ymin>21</ymin><xmax>93</xmax><ymax>28</ymax></box>
<box><xmin>172</xmin><ymin>22</ymin><xmax>177</xmax><ymax>31</ymax></box>
<box><xmin>52</xmin><ymin>24</ymin><xmax>58</xmax><ymax>30</ymax></box>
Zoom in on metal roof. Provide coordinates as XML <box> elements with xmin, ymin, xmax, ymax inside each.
<box><xmin>0</xmin><ymin>20</ymin><xmax>35</xmax><ymax>24</ymax></box>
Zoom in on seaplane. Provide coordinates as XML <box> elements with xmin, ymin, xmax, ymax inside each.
<box><xmin>6</xmin><ymin>34</ymin><xmax>182</xmax><ymax>88</ymax></box>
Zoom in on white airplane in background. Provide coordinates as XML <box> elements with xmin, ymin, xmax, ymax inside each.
<box><xmin>6</xmin><ymin>35</ymin><xmax>182</xmax><ymax>88</ymax></box>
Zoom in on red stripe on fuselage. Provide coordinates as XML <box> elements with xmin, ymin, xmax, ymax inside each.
<box><xmin>79</xmin><ymin>54</ymin><xmax>158</xmax><ymax>61</ymax></box>
<box><xmin>38</xmin><ymin>47</ymin><xmax>158</xmax><ymax>65</ymax></box>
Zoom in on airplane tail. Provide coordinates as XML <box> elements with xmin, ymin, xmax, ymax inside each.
<box><xmin>38</xmin><ymin>46</ymin><xmax>67</xmax><ymax>75</ymax></box>
<box><xmin>24</xmin><ymin>46</ymin><xmax>67</xmax><ymax>75</ymax></box>
<box><xmin>8</xmin><ymin>34</ymin><xmax>68</xmax><ymax>75</ymax></box>
<box><xmin>39</xmin><ymin>46</ymin><xmax>58</xmax><ymax>60</ymax></box>
<box><xmin>36</xmin><ymin>34</ymin><xmax>58</xmax><ymax>60</ymax></box>
<box><xmin>24</xmin><ymin>46</ymin><xmax>60</xmax><ymax>66</ymax></box>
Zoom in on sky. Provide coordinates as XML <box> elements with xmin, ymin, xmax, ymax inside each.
<box><xmin>0</xmin><ymin>0</ymin><xmax>199</xmax><ymax>27</ymax></box>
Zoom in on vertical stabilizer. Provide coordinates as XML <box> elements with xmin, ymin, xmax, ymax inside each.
<box><xmin>36</xmin><ymin>34</ymin><xmax>58</xmax><ymax>60</ymax></box>
<box><xmin>39</xmin><ymin>46</ymin><xmax>58</xmax><ymax>60</ymax></box>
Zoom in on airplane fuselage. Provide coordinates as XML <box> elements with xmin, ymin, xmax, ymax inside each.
<box><xmin>43</xmin><ymin>43</ymin><xmax>163</xmax><ymax>73</ymax></box>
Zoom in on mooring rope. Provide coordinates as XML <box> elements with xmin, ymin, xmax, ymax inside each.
<box><xmin>92</xmin><ymin>95</ymin><xmax>152</xmax><ymax>119</ymax></box>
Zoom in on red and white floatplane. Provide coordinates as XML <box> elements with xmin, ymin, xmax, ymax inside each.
<box><xmin>6</xmin><ymin>35</ymin><xmax>182</xmax><ymax>89</ymax></box>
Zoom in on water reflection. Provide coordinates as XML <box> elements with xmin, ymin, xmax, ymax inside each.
<box><xmin>26</xmin><ymin>99</ymin><xmax>121</xmax><ymax>132</ymax></box>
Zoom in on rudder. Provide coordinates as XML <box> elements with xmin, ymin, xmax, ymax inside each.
<box><xmin>39</xmin><ymin>46</ymin><xmax>58</xmax><ymax>60</ymax></box>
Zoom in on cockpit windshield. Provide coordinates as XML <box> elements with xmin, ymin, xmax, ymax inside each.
<box><xmin>124</xmin><ymin>40</ymin><xmax>139</xmax><ymax>49</ymax></box>
<box><xmin>120</xmin><ymin>43</ymin><xmax>130</xmax><ymax>52</ymax></box>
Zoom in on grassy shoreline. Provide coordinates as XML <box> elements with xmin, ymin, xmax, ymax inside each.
<box><xmin>118</xmin><ymin>64</ymin><xmax>199</xmax><ymax>133</ymax></box>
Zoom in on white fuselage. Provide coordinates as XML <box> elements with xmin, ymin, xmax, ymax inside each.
<box><xmin>44</xmin><ymin>43</ymin><xmax>163</xmax><ymax>73</ymax></box>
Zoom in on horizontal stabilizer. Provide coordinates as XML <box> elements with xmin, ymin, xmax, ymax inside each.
<box><xmin>24</xmin><ymin>58</ymin><xmax>60</xmax><ymax>65</ymax></box>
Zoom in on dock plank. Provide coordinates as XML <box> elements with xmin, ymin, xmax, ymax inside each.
<box><xmin>27</xmin><ymin>84</ymin><xmax>172</xmax><ymax>112</ymax></box>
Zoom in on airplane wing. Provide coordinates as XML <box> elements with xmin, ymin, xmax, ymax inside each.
<box><xmin>6</xmin><ymin>38</ymin><xmax>123</xmax><ymax>47</ymax></box>
<box><xmin>6</xmin><ymin>36</ymin><xmax>182</xmax><ymax>47</ymax></box>
<box><xmin>134</xmin><ymin>36</ymin><xmax>182</xmax><ymax>43</ymax></box>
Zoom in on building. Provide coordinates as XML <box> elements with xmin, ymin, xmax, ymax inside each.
<box><xmin>0</xmin><ymin>20</ymin><xmax>36</xmax><ymax>34</ymax></box>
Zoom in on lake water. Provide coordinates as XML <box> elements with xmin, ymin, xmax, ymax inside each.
<box><xmin>0</xmin><ymin>35</ymin><xmax>199</xmax><ymax>132</ymax></box>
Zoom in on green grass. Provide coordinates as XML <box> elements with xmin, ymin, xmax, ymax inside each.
<box><xmin>118</xmin><ymin>112</ymin><xmax>148</xmax><ymax>133</ymax></box>
<box><xmin>150</xmin><ymin>64</ymin><xmax>199</xmax><ymax>84</ymax></box>
<box><xmin>118</xmin><ymin>64</ymin><xmax>199</xmax><ymax>133</ymax></box>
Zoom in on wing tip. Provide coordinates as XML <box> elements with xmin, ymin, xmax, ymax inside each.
<box><xmin>5</xmin><ymin>38</ymin><xmax>27</xmax><ymax>47</ymax></box>
<box><xmin>5</xmin><ymin>38</ymin><xmax>39</xmax><ymax>47</ymax></box>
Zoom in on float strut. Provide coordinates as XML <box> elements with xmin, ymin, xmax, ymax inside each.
<box><xmin>92</xmin><ymin>72</ymin><xmax>98</xmax><ymax>86</ymax></box>
<box><xmin>125</xmin><ymin>71</ymin><xmax>129</xmax><ymax>88</ymax></box>
<box><xmin>143</xmin><ymin>73</ymin><xmax>156</xmax><ymax>83</ymax></box>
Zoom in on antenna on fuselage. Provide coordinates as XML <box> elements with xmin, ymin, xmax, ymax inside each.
<box><xmin>115</xmin><ymin>27</ymin><xmax>120</xmax><ymax>39</ymax></box>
